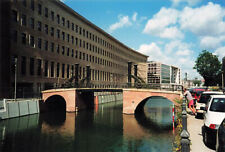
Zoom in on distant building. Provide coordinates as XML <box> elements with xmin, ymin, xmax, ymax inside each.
<box><xmin>138</xmin><ymin>61</ymin><xmax>181</xmax><ymax>85</ymax></box>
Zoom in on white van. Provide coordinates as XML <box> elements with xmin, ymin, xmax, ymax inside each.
<box><xmin>202</xmin><ymin>95</ymin><xmax>225</xmax><ymax>146</ymax></box>
<box><xmin>196</xmin><ymin>91</ymin><xmax>223</xmax><ymax>117</ymax></box>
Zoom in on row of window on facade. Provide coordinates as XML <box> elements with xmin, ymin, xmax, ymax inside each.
<box><xmin>11</xmin><ymin>2</ymin><xmax>144</xmax><ymax>62</ymax></box>
<box><xmin>12</xmin><ymin>31</ymin><xmax>128</xmax><ymax>69</ymax></box>
<box><xmin>13</xmin><ymin>56</ymin><xmax>120</xmax><ymax>82</ymax></box>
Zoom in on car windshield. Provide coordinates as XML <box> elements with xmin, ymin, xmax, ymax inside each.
<box><xmin>199</xmin><ymin>93</ymin><xmax>221</xmax><ymax>103</ymax></box>
<box><xmin>210</xmin><ymin>98</ymin><xmax>225</xmax><ymax>112</ymax></box>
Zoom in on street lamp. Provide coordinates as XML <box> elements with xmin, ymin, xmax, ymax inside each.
<box><xmin>14</xmin><ymin>57</ymin><xmax>17</xmax><ymax>101</ymax></box>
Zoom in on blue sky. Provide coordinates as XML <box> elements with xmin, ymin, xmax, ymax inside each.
<box><xmin>61</xmin><ymin>0</ymin><xmax>225</xmax><ymax>80</ymax></box>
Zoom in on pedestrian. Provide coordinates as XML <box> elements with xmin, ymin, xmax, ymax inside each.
<box><xmin>183</xmin><ymin>88</ymin><xmax>196</xmax><ymax>115</ymax></box>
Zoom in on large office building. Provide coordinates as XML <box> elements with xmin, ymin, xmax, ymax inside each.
<box><xmin>138</xmin><ymin>61</ymin><xmax>181</xmax><ymax>85</ymax></box>
<box><xmin>0</xmin><ymin>0</ymin><xmax>148</xmax><ymax>98</ymax></box>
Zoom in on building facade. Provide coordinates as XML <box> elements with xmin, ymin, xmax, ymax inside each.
<box><xmin>138</xmin><ymin>61</ymin><xmax>181</xmax><ymax>85</ymax></box>
<box><xmin>0</xmin><ymin>0</ymin><xmax>148</xmax><ymax>98</ymax></box>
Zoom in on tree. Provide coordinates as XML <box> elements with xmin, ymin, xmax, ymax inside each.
<box><xmin>193</xmin><ymin>50</ymin><xmax>222</xmax><ymax>86</ymax></box>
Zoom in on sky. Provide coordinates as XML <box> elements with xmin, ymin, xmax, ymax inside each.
<box><xmin>61</xmin><ymin>0</ymin><xmax>225</xmax><ymax>80</ymax></box>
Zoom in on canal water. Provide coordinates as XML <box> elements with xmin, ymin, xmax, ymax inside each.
<box><xmin>0</xmin><ymin>97</ymin><xmax>175</xmax><ymax>152</ymax></box>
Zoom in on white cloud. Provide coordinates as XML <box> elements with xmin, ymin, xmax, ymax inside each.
<box><xmin>179</xmin><ymin>2</ymin><xmax>225</xmax><ymax>37</ymax></box>
<box><xmin>214</xmin><ymin>47</ymin><xmax>225</xmax><ymax>61</ymax></box>
<box><xmin>143</xmin><ymin>7</ymin><xmax>183</xmax><ymax>39</ymax></box>
<box><xmin>171</xmin><ymin>0</ymin><xmax>202</xmax><ymax>7</ymax></box>
<box><xmin>164</xmin><ymin>40</ymin><xmax>192</xmax><ymax>55</ymax></box>
<box><xmin>108</xmin><ymin>15</ymin><xmax>132</xmax><ymax>33</ymax></box>
<box><xmin>132</xmin><ymin>12</ymin><xmax>138</xmax><ymax>22</ymax></box>
<box><xmin>200</xmin><ymin>36</ymin><xmax>225</xmax><ymax>50</ymax></box>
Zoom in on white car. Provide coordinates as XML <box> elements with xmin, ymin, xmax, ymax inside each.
<box><xmin>202</xmin><ymin>95</ymin><xmax>225</xmax><ymax>146</ymax></box>
<box><xmin>196</xmin><ymin>91</ymin><xmax>223</xmax><ymax>117</ymax></box>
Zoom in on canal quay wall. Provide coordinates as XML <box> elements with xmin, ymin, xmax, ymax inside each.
<box><xmin>0</xmin><ymin>99</ymin><xmax>40</xmax><ymax>120</ymax></box>
<box><xmin>94</xmin><ymin>92</ymin><xmax>123</xmax><ymax>104</ymax></box>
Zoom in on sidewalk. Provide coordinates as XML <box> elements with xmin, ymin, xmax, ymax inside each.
<box><xmin>187</xmin><ymin>113</ymin><xmax>215</xmax><ymax>152</ymax></box>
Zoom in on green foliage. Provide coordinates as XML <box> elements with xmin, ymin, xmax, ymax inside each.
<box><xmin>194</xmin><ymin>50</ymin><xmax>222</xmax><ymax>86</ymax></box>
<box><xmin>193</xmin><ymin>79</ymin><xmax>201</xmax><ymax>86</ymax></box>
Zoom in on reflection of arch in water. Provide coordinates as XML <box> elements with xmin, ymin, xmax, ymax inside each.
<box><xmin>135</xmin><ymin>96</ymin><xmax>174</xmax><ymax>131</ymax></box>
<box><xmin>45</xmin><ymin>95</ymin><xmax>66</xmax><ymax>112</ymax></box>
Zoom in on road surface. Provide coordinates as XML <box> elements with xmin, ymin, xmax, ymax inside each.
<box><xmin>187</xmin><ymin>113</ymin><xmax>215</xmax><ymax>152</ymax></box>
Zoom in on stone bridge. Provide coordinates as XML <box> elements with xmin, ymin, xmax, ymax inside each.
<box><xmin>42</xmin><ymin>88</ymin><xmax>181</xmax><ymax>114</ymax></box>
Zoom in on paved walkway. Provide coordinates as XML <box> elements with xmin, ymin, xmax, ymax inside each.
<box><xmin>187</xmin><ymin>113</ymin><xmax>215</xmax><ymax>152</ymax></box>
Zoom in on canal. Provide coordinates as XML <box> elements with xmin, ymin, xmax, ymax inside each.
<box><xmin>0</xmin><ymin>97</ymin><xmax>175</xmax><ymax>152</ymax></box>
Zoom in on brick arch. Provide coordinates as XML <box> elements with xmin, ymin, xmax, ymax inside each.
<box><xmin>123</xmin><ymin>89</ymin><xmax>181</xmax><ymax>114</ymax></box>
<box><xmin>42</xmin><ymin>89</ymin><xmax>77</xmax><ymax>112</ymax></box>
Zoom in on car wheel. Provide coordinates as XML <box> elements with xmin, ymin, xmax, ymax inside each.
<box><xmin>203</xmin><ymin>128</ymin><xmax>209</xmax><ymax>146</ymax></box>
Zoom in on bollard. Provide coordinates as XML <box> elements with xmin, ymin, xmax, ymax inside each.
<box><xmin>180</xmin><ymin>129</ymin><xmax>190</xmax><ymax>152</ymax></box>
<box><xmin>182</xmin><ymin>110</ymin><xmax>188</xmax><ymax>131</ymax></box>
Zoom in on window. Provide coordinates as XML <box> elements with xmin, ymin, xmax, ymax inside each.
<box><xmin>71</xmin><ymin>36</ymin><xmax>74</xmax><ymax>44</ymax></box>
<box><xmin>37</xmin><ymin>59</ymin><xmax>42</xmax><ymax>76</ymax></box>
<box><xmin>57</xmin><ymin>29</ymin><xmax>60</xmax><ymax>38</ymax></box>
<box><xmin>79</xmin><ymin>39</ymin><xmax>82</xmax><ymax>47</ymax></box>
<box><xmin>51</xmin><ymin>42</ymin><xmax>54</xmax><ymax>52</ymax></box>
<box><xmin>57</xmin><ymin>14</ymin><xmax>60</xmax><ymax>24</ymax></box>
<box><xmin>45</xmin><ymin>7</ymin><xmax>48</xmax><ymax>18</ymax></box>
<box><xmin>83</xmin><ymin>41</ymin><xmax>85</xmax><ymax>48</ymax></box>
<box><xmin>71</xmin><ymin>49</ymin><xmax>74</xmax><ymax>57</ymax></box>
<box><xmin>62</xmin><ymin>46</ymin><xmax>65</xmax><ymax>55</ymax></box>
<box><xmin>51</xmin><ymin>11</ymin><xmax>54</xmax><ymax>21</ymax></box>
<box><xmin>67</xmin><ymin>20</ymin><xmax>70</xmax><ymax>28</ymax></box>
<box><xmin>21</xmin><ymin>14</ymin><xmax>26</xmax><ymax>26</ymax></box>
<box><xmin>75</xmin><ymin>50</ymin><xmax>78</xmax><ymax>58</ymax></box>
<box><xmin>67</xmin><ymin>34</ymin><xmax>70</xmax><ymax>42</ymax></box>
<box><xmin>79</xmin><ymin>52</ymin><xmax>82</xmax><ymax>59</ymax></box>
<box><xmin>75</xmin><ymin>37</ymin><xmax>78</xmax><ymax>45</ymax></box>
<box><xmin>12</xmin><ymin>30</ymin><xmax>17</xmax><ymax>42</ymax></box>
<box><xmin>30</xmin><ymin>58</ymin><xmax>34</xmax><ymax>75</ymax></box>
<box><xmin>72</xmin><ymin>23</ymin><xmax>74</xmax><ymax>31</ymax></box>
<box><xmin>57</xmin><ymin>44</ymin><xmax>60</xmax><ymax>54</ymax></box>
<box><xmin>62</xmin><ymin>32</ymin><xmax>65</xmax><ymax>40</ymax></box>
<box><xmin>30</xmin><ymin>17</ymin><xmax>34</xmax><ymax>29</ymax></box>
<box><xmin>37</xmin><ymin>21</ymin><xmax>42</xmax><ymax>31</ymax></box>
<box><xmin>29</xmin><ymin>35</ymin><xmax>34</xmax><ymax>47</ymax></box>
<box><xmin>38</xmin><ymin>4</ymin><xmax>42</xmax><ymax>15</ymax></box>
<box><xmin>44</xmin><ymin>61</ymin><xmax>48</xmax><ymax>77</ymax></box>
<box><xmin>12</xmin><ymin>10</ymin><xmax>18</xmax><ymax>22</ymax></box>
<box><xmin>71</xmin><ymin>65</ymin><xmax>74</xmax><ymax>77</ymax></box>
<box><xmin>83</xmin><ymin>53</ymin><xmax>85</xmax><ymax>60</ymax></box>
<box><xmin>62</xmin><ymin>17</ymin><xmax>65</xmax><ymax>26</ymax></box>
<box><xmin>50</xmin><ymin>27</ymin><xmax>54</xmax><ymax>36</ymax></box>
<box><xmin>44</xmin><ymin>40</ymin><xmax>48</xmax><ymax>51</ymax></box>
<box><xmin>30</xmin><ymin>0</ymin><xmax>34</xmax><ymax>10</ymax></box>
<box><xmin>21</xmin><ymin>33</ymin><xmax>26</xmax><ymax>44</ymax></box>
<box><xmin>75</xmin><ymin>25</ymin><xmax>78</xmax><ymax>33</ymax></box>
<box><xmin>86</xmin><ymin>31</ymin><xmax>88</xmax><ymax>38</ymax></box>
<box><xmin>44</xmin><ymin>24</ymin><xmax>48</xmax><ymax>34</ymax></box>
<box><xmin>83</xmin><ymin>29</ymin><xmax>85</xmax><ymax>37</ymax></box>
<box><xmin>21</xmin><ymin>56</ymin><xmax>26</xmax><ymax>75</ymax></box>
<box><xmin>56</xmin><ymin>63</ymin><xmax>60</xmax><ymax>77</ymax></box>
<box><xmin>79</xmin><ymin>27</ymin><xmax>82</xmax><ymax>35</ymax></box>
<box><xmin>38</xmin><ymin>38</ymin><xmax>42</xmax><ymax>49</ymax></box>
<box><xmin>22</xmin><ymin>0</ymin><xmax>26</xmax><ymax>7</ymax></box>
<box><xmin>67</xmin><ymin>48</ymin><xmax>70</xmax><ymax>56</ymax></box>
<box><xmin>62</xmin><ymin>64</ymin><xmax>65</xmax><ymax>78</ymax></box>
<box><xmin>67</xmin><ymin>65</ymin><xmax>70</xmax><ymax>78</ymax></box>
<box><xmin>51</xmin><ymin>62</ymin><xmax>54</xmax><ymax>77</ymax></box>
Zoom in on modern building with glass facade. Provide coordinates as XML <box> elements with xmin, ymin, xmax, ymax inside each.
<box><xmin>0</xmin><ymin>0</ymin><xmax>148</xmax><ymax>98</ymax></box>
<box><xmin>139</xmin><ymin>61</ymin><xmax>181</xmax><ymax>85</ymax></box>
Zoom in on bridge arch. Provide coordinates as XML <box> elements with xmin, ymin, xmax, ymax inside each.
<box><xmin>123</xmin><ymin>89</ymin><xmax>181</xmax><ymax>114</ymax></box>
<box><xmin>45</xmin><ymin>95</ymin><xmax>66</xmax><ymax>111</ymax></box>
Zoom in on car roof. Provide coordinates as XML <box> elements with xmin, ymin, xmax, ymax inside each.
<box><xmin>210</xmin><ymin>95</ymin><xmax>225</xmax><ymax>98</ymax></box>
<box><xmin>202</xmin><ymin>91</ymin><xmax>223</xmax><ymax>94</ymax></box>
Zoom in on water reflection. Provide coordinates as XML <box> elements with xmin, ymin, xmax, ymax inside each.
<box><xmin>0</xmin><ymin>98</ymin><xmax>174</xmax><ymax>152</ymax></box>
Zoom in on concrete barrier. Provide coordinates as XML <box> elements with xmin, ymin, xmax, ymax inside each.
<box><xmin>0</xmin><ymin>99</ymin><xmax>40</xmax><ymax>120</ymax></box>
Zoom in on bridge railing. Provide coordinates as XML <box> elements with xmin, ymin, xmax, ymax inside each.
<box><xmin>57</xmin><ymin>82</ymin><xmax>183</xmax><ymax>92</ymax></box>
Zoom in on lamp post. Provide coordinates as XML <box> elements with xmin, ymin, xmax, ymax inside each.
<box><xmin>14</xmin><ymin>57</ymin><xmax>17</xmax><ymax>101</ymax></box>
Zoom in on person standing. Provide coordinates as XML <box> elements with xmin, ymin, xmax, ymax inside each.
<box><xmin>184</xmin><ymin>88</ymin><xmax>196</xmax><ymax>115</ymax></box>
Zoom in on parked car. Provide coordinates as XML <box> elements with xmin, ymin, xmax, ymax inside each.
<box><xmin>202</xmin><ymin>95</ymin><xmax>225</xmax><ymax>147</ymax></box>
<box><xmin>216</xmin><ymin>118</ymin><xmax>225</xmax><ymax>152</ymax></box>
<box><xmin>196</xmin><ymin>91</ymin><xmax>223</xmax><ymax>117</ymax></box>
